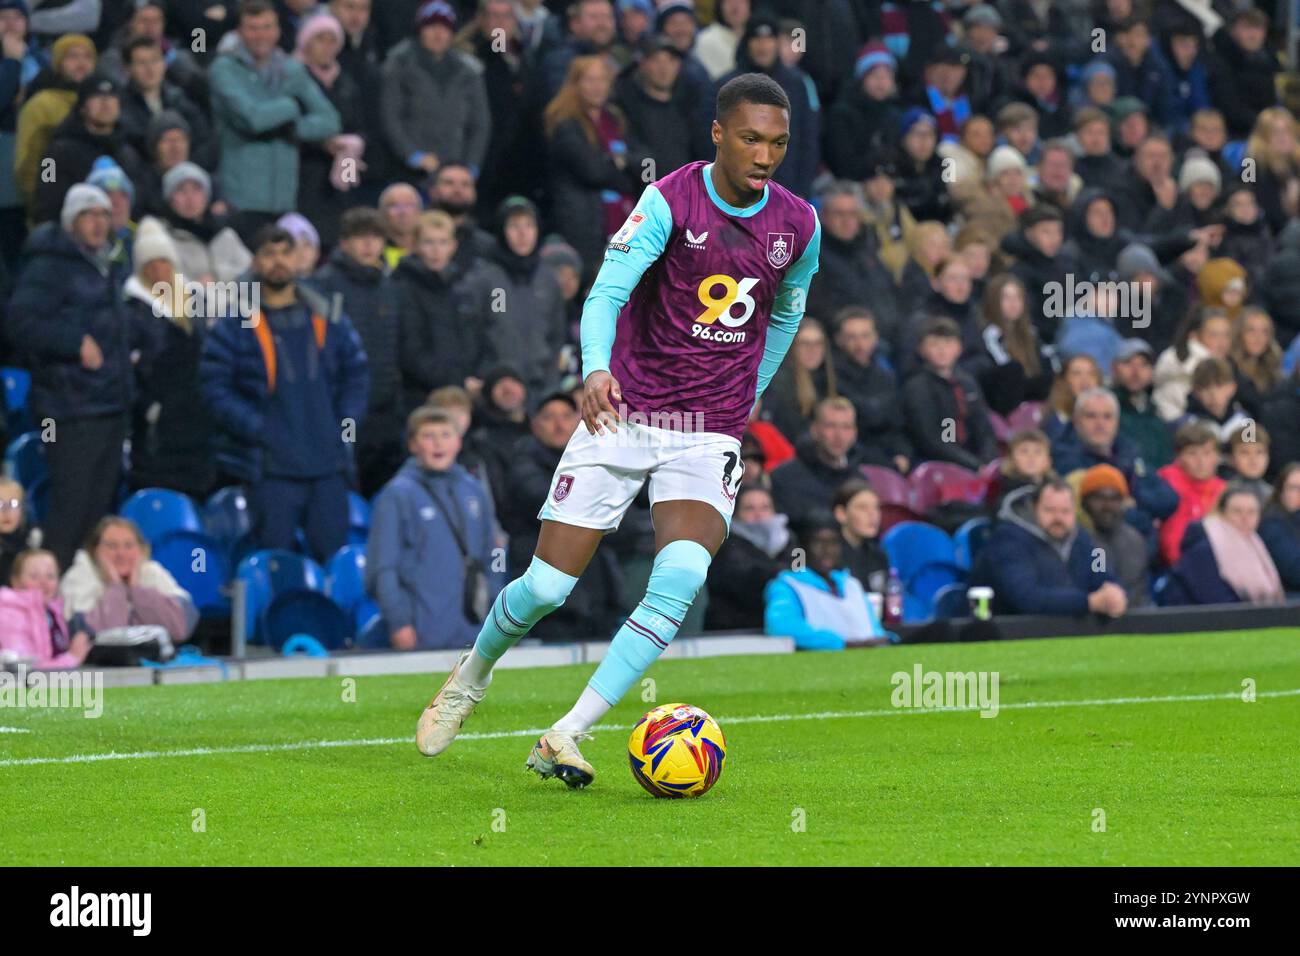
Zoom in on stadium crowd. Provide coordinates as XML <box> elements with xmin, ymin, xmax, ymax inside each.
<box><xmin>2</xmin><ymin>0</ymin><xmax>1300</xmax><ymax>662</ymax></box>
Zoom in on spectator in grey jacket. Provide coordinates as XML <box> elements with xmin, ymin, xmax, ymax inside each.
<box><xmin>366</xmin><ymin>405</ymin><xmax>503</xmax><ymax>650</ymax></box>
<box><xmin>380</xmin><ymin>1</ymin><xmax>490</xmax><ymax>180</ymax></box>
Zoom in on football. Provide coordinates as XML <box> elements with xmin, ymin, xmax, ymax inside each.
<box><xmin>627</xmin><ymin>703</ymin><xmax>727</xmax><ymax>798</ymax></box>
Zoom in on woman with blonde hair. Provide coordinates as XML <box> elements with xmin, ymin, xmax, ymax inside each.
<box><xmin>1230</xmin><ymin>306</ymin><xmax>1284</xmax><ymax>399</ymax></box>
<box><xmin>1245</xmin><ymin>106</ymin><xmax>1300</xmax><ymax>233</ymax></box>
<box><xmin>898</xmin><ymin>219</ymin><xmax>951</xmax><ymax>314</ymax></box>
<box><xmin>543</xmin><ymin>54</ymin><xmax>634</xmax><ymax>281</ymax></box>
<box><xmin>762</xmin><ymin>321</ymin><xmax>837</xmax><ymax>443</ymax></box>
<box><xmin>60</xmin><ymin>517</ymin><xmax>196</xmax><ymax>642</ymax></box>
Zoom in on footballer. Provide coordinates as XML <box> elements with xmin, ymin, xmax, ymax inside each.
<box><xmin>415</xmin><ymin>73</ymin><xmax>821</xmax><ymax>787</ymax></box>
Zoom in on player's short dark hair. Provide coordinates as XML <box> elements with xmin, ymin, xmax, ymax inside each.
<box><xmin>716</xmin><ymin>73</ymin><xmax>790</xmax><ymax>123</ymax></box>
<box><xmin>338</xmin><ymin>207</ymin><xmax>386</xmax><ymax>240</ymax></box>
<box><xmin>251</xmin><ymin>224</ymin><xmax>294</xmax><ymax>253</ymax></box>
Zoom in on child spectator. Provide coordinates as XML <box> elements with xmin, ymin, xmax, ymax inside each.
<box><xmin>902</xmin><ymin>317</ymin><xmax>998</xmax><ymax>471</ymax></box>
<box><xmin>1177</xmin><ymin>357</ymin><xmax>1252</xmax><ymax>442</ymax></box>
<box><xmin>1153</xmin><ymin>308</ymin><xmax>1233</xmax><ymax>421</ymax></box>
<box><xmin>60</xmin><ymin>517</ymin><xmax>196</xmax><ymax>642</ymax></box>
<box><xmin>763</xmin><ymin>511</ymin><xmax>887</xmax><ymax>650</ymax></box>
<box><xmin>1078</xmin><ymin>463</ymin><xmax>1150</xmax><ymax>607</ymax></box>
<box><xmin>993</xmin><ymin>427</ymin><xmax>1054</xmax><ymax>508</ymax></box>
<box><xmin>831</xmin><ymin>479</ymin><xmax>888</xmax><ymax>595</ymax></box>
<box><xmin>1157</xmin><ymin>421</ymin><xmax>1226</xmax><ymax>567</ymax></box>
<box><xmin>1221</xmin><ymin>423</ymin><xmax>1271</xmax><ymax>503</ymax></box>
<box><xmin>0</xmin><ymin>549</ymin><xmax>92</xmax><ymax>669</ymax></box>
<box><xmin>0</xmin><ymin>477</ymin><xmax>36</xmax><ymax>586</ymax></box>
<box><xmin>366</xmin><ymin>406</ymin><xmax>502</xmax><ymax>651</ymax></box>
<box><xmin>1161</xmin><ymin>483</ymin><xmax>1284</xmax><ymax>606</ymax></box>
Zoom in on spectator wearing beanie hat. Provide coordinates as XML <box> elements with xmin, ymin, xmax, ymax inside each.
<box><xmin>124</xmin><ymin>216</ymin><xmax>216</xmax><ymax>498</ymax></box>
<box><xmin>826</xmin><ymin>40</ymin><xmax>900</xmax><ymax>181</ymax></box>
<box><xmin>380</xmin><ymin>0</ymin><xmax>490</xmax><ymax>180</ymax></box>
<box><xmin>1148</xmin><ymin>148</ymin><xmax>1221</xmax><ymax>235</ymax></box>
<box><xmin>134</xmin><ymin>109</ymin><xmax>195</xmax><ymax>217</ymax></box>
<box><xmin>14</xmin><ymin>31</ymin><xmax>95</xmax><ymax>202</ymax></box>
<box><xmin>30</xmin><ymin>74</ymin><xmax>135</xmax><ymax>228</ymax></box>
<box><xmin>86</xmin><ymin>157</ymin><xmax>136</xmax><ymax>250</ymax></box>
<box><xmin>1076</xmin><ymin>463</ymin><xmax>1150</xmax><ymax>607</ymax></box>
<box><xmin>960</xmin><ymin>143</ymin><xmax>1031</xmax><ymax>244</ymax></box>
<box><xmin>7</xmin><ymin>182</ymin><xmax>138</xmax><ymax>568</ymax></box>
<box><xmin>157</xmin><ymin>160</ymin><xmax>252</xmax><ymax>283</ymax></box>
<box><xmin>895</xmin><ymin>107</ymin><xmax>953</xmax><ymax>223</ymax></box>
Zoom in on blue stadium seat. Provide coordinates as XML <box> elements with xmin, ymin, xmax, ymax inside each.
<box><xmin>348</xmin><ymin>492</ymin><xmax>371</xmax><ymax>546</ymax></box>
<box><xmin>204</xmin><ymin>487</ymin><xmax>252</xmax><ymax>555</ymax></box>
<box><xmin>325</xmin><ymin>544</ymin><xmax>370</xmax><ymax>625</ymax></box>
<box><xmin>882</xmin><ymin>521</ymin><xmax>966</xmax><ymax>618</ymax></box>
<box><xmin>263</xmin><ymin>590</ymin><xmax>353</xmax><ymax>650</ymax></box>
<box><xmin>931</xmin><ymin>582</ymin><xmax>969</xmax><ymax>619</ymax></box>
<box><xmin>151</xmin><ymin>530</ymin><xmax>231</xmax><ymax>617</ymax></box>
<box><xmin>5</xmin><ymin>432</ymin><xmax>48</xmax><ymax>489</ymax></box>
<box><xmin>953</xmin><ymin>517</ymin><xmax>993</xmax><ymax>570</ymax></box>
<box><xmin>121</xmin><ymin>488</ymin><xmax>203</xmax><ymax>544</ymax></box>
<box><xmin>2</xmin><ymin>367</ymin><xmax>33</xmax><ymax>436</ymax></box>
<box><xmin>25</xmin><ymin>476</ymin><xmax>50</xmax><ymax>524</ymax></box>
<box><xmin>235</xmin><ymin>550</ymin><xmax>327</xmax><ymax>643</ymax></box>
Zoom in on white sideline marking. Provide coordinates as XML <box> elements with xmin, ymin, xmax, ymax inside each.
<box><xmin>1</xmin><ymin>687</ymin><xmax>1296</xmax><ymax>768</ymax></box>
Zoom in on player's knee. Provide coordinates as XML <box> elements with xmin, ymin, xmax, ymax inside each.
<box><xmin>649</xmin><ymin>540</ymin><xmax>712</xmax><ymax>602</ymax></box>
<box><xmin>520</xmin><ymin>556</ymin><xmax>578</xmax><ymax>611</ymax></box>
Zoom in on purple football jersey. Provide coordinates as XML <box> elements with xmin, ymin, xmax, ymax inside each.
<box><xmin>608</xmin><ymin>161</ymin><xmax>818</xmax><ymax>441</ymax></box>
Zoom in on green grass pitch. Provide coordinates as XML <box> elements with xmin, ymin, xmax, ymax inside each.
<box><xmin>1</xmin><ymin>629</ymin><xmax>1297</xmax><ymax>866</ymax></box>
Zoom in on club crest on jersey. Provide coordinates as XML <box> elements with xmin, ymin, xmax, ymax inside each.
<box><xmin>766</xmin><ymin>232</ymin><xmax>794</xmax><ymax>268</ymax></box>
<box><xmin>685</xmin><ymin>228</ymin><xmax>708</xmax><ymax>249</ymax></box>
<box><xmin>553</xmin><ymin>474</ymin><xmax>575</xmax><ymax>502</ymax></box>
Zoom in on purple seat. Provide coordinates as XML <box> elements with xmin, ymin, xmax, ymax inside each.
<box><xmin>1005</xmin><ymin>401</ymin><xmax>1046</xmax><ymax>433</ymax></box>
<box><xmin>858</xmin><ymin>464</ymin><xmax>910</xmax><ymax>506</ymax></box>
<box><xmin>908</xmin><ymin>461</ymin><xmax>988</xmax><ymax>514</ymax></box>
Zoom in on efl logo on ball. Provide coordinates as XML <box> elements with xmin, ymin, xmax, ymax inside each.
<box><xmin>766</xmin><ymin>232</ymin><xmax>794</xmax><ymax>268</ymax></box>
<box><xmin>553</xmin><ymin>474</ymin><xmax>575</xmax><ymax>502</ymax></box>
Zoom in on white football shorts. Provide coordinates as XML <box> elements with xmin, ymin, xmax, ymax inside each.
<box><xmin>537</xmin><ymin>419</ymin><xmax>744</xmax><ymax>532</ymax></box>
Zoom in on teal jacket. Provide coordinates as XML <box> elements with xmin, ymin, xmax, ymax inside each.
<box><xmin>209</xmin><ymin>42</ymin><xmax>340</xmax><ymax>214</ymax></box>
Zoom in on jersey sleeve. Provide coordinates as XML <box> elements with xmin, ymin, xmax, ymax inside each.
<box><xmin>755</xmin><ymin>210</ymin><xmax>821</xmax><ymax>403</ymax></box>
<box><xmin>579</xmin><ymin>184</ymin><xmax>673</xmax><ymax>377</ymax></box>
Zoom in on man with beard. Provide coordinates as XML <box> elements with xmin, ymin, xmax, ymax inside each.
<box><xmin>1078</xmin><ymin>463</ymin><xmax>1151</xmax><ymax>608</ymax></box>
<box><xmin>428</xmin><ymin>161</ymin><xmax>495</xmax><ymax>265</ymax></box>
<box><xmin>807</xmin><ymin>181</ymin><xmax>901</xmax><ymax>342</ymax></box>
<box><xmin>974</xmin><ymin>479</ymin><xmax>1128</xmax><ymax>617</ymax></box>
<box><xmin>200</xmin><ymin>225</ymin><xmax>369</xmax><ymax>563</ymax></box>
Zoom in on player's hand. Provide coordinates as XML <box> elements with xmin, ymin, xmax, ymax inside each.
<box><xmin>582</xmin><ymin>370</ymin><xmax>623</xmax><ymax>435</ymax></box>
<box><xmin>391</xmin><ymin>625</ymin><xmax>418</xmax><ymax>651</ymax></box>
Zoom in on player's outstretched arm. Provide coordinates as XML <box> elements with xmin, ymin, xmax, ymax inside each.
<box><xmin>754</xmin><ymin>211</ymin><xmax>822</xmax><ymax>406</ymax></box>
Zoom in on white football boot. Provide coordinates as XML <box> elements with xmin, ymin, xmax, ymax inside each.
<box><xmin>525</xmin><ymin>729</ymin><xmax>595</xmax><ymax>788</ymax></box>
<box><xmin>415</xmin><ymin>650</ymin><xmax>490</xmax><ymax>756</ymax></box>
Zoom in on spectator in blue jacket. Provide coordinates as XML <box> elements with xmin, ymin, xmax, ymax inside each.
<box><xmin>1051</xmin><ymin>386</ymin><xmax>1178</xmax><ymax>542</ymax></box>
<box><xmin>763</xmin><ymin>511</ymin><xmax>887</xmax><ymax>650</ymax></box>
<box><xmin>366</xmin><ymin>405</ymin><xmax>503</xmax><ymax>650</ymax></box>
<box><xmin>974</xmin><ymin>480</ymin><xmax>1127</xmax><ymax>618</ymax></box>
<box><xmin>1161</xmin><ymin>18</ymin><xmax>1212</xmax><ymax>136</ymax></box>
<box><xmin>6</xmin><ymin>184</ymin><xmax>141</xmax><ymax>569</ymax></box>
<box><xmin>199</xmin><ymin>224</ymin><xmax>368</xmax><ymax>563</ymax></box>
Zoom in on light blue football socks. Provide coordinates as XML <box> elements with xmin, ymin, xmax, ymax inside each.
<box><xmin>462</xmin><ymin>556</ymin><xmax>578</xmax><ymax>687</ymax></box>
<box><xmin>579</xmin><ymin>539</ymin><xmax>713</xmax><ymax>719</ymax></box>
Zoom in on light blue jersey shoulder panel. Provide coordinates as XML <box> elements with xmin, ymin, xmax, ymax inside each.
<box><xmin>579</xmin><ymin>184</ymin><xmax>673</xmax><ymax>376</ymax></box>
<box><xmin>755</xmin><ymin>210</ymin><xmax>821</xmax><ymax>403</ymax></box>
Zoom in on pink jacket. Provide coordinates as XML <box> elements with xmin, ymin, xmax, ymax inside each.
<box><xmin>0</xmin><ymin>587</ymin><xmax>79</xmax><ymax>669</ymax></box>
